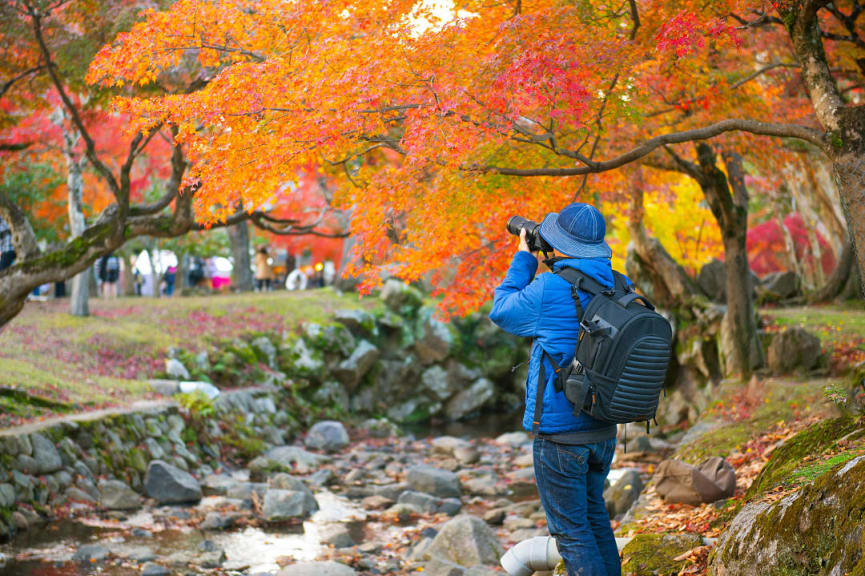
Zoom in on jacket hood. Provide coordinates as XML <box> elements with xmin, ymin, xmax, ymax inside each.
<box><xmin>551</xmin><ymin>257</ymin><xmax>614</xmax><ymax>288</ymax></box>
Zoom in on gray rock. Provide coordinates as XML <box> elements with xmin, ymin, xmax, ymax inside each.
<box><xmin>200</xmin><ymin>511</ymin><xmax>236</xmax><ymax>530</ymax></box>
<box><xmin>305</xmin><ymin>421</ymin><xmax>350</xmax><ymax>452</ymax></box>
<box><xmin>424</xmin><ymin>515</ymin><xmax>504</xmax><ymax>566</ymax></box>
<box><xmin>381</xmin><ymin>278</ymin><xmax>424</xmax><ymax>312</ymax></box>
<box><xmin>446</xmin><ymin>378</ymin><xmax>495</xmax><ymax>420</ymax></box>
<box><xmin>407</xmin><ymin>465</ymin><xmax>462</xmax><ymax>498</ymax></box>
<box><xmin>439</xmin><ymin>498</ymin><xmax>463</xmax><ymax>516</ymax></box>
<box><xmin>334</xmin><ymin>340</ymin><xmax>380</xmax><ymax>388</ymax></box>
<box><xmin>304</xmin><ymin>322</ymin><xmax>356</xmax><ymax>356</ymax></box>
<box><xmin>262</xmin><ymin>489</ymin><xmax>318</xmax><ymax>522</ymax></box>
<box><xmin>431</xmin><ymin>436</ymin><xmax>472</xmax><ymax>457</ymax></box>
<box><xmin>495</xmin><ymin>431</ymin><xmax>529</xmax><ymax>447</ymax></box>
<box><xmin>333</xmin><ymin>309</ymin><xmax>376</xmax><ymax>337</ymax></box>
<box><xmin>288</xmin><ymin>338</ymin><xmax>324</xmax><ymax>376</ymax></box>
<box><xmin>422</xmin><ymin>365</ymin><xmax>455</xmax><ymax>400</ymax></box>
<box><xmin>759</xmin><ymin>270</ymin><xmax>800</xmax><ymax>301</ymax></box>
<box><xmin>15</xmin><ymin>454</ymin><xmax>38</xmax><ymax>475</ymax></box>
<box><xmin>144</xmin><ymin>460</ymin><xmax>202</xmax><ymax>504</ymax></box>
<box><xmin>0</xmin><ymin>484</ymin><xmax>15</xmax><ymax>507</ymax></box>
<box><xmin>361</xmin><ymin>418</ymin><xmax>399</xmax><ymax>438</ymax></box>
<box><xmin>250</xmin><ymin>446</ymin><xmax>328</xmax><ymax>479</ymax></box>
<box><xmin>423</xmin><ymin>557</ymin><xmax>466</xmax><ymax>576</ymax></box>
<box><xmin>141</xmin><ymin>563</ymin><xmax>170</xmax><ymax>576</ymax></box>
<box><xmin>319</xmin><ymin>523</ymin><xmax>355</xmax><ymax>548</ymax></box>
<box><xmin>66</xmin><ymin>486</ymin><xmax>97</xmax><ymax>503</ymax></box>
<box><xmin>100</xmin><ymin>479</ymin><xmax>143</xmax><ymax>510</ymax></box>
<box><xmin>252</xmin><ymin>336</ymin><xmax>278</xmax><ymax>367</ymax></box>
<box><xmin>279</xmin><ymin>561</ymin><xmax>357</xmax><ymax>576</ymax></box>
<box><xmin>603</xmin><ymin>469</ymin><xmax>643</xmax><ymax>518</ymax></box>
<box><xmin>415</xmin><ymin>313</ymin><xmax>453</xmax><ymax>364</ymax></box>
<box><xmin>30</xmin><ymin>433</ymin><xmax>62</xmax><ymax>474</ymax></box>
<box><xmin>313</xmin><ymin>381</ymin><xmax>350</xmax><ymax>414</ymax></box>
<box><xmin>165</xmin><ymin>358</ymin><xmax>190</xmax><ymax>380</ymax></box>
<box><xmin>767</xmin><ymin>327</ymin><xmax>822</xmax><ymax>374</ymax></box>
<box><xmin>398</xmin><ymin>490</ymin><xmax>441</xmax><ymax>514</ymax></box>
<box><xmin>147</xmin><ymin>379</ymin><xmax>180</xmax><ymax>396</ymax></box>
<box><xmin>698</xmin><ymin>259</ymin><xmax>727</xmax><ymax>302</ymax></box>
<box><xmin>73</xmin><ymin>544</ymin><xmax>110</xmax><ymax>563</ymax></box>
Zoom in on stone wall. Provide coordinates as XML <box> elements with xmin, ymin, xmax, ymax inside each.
<box><xmin>0</xmin><ymin>387</ymin><xmax>299</xmax><ymax>542</ymax></box>
<box><xmin>165</xmin><ymin>279</ymin><xmax>530</xmax><ymax>425</ymax></box>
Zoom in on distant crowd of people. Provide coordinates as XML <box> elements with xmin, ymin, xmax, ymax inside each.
<box><xmin>0</xmin><ymin>217</ymin><xmax>337</xmax><ymax>299</ymax></box>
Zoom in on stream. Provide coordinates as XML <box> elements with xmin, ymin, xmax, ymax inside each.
<box><xmin>0</xmin><ymin>412</ymin><xmax>537</xmax><ymax>576</ymax></box>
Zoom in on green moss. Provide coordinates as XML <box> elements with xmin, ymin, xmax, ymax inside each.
<box><xmin>747</xmin><ymin>416</ymin><xmax>864</xmax><ymax>497</ymax></box>
<box><xmin>620</xmin><ymin>533</ymin><xmax>703</xmax><ymax>575</ymax></box>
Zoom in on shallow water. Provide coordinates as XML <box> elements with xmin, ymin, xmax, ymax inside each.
<box><xmin>0</xmin><ymin>490</ymin><xmax>369</xmax><ymax>576</ymax></box>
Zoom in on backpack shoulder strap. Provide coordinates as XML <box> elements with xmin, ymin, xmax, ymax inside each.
<box><xmin>612</xmin><ymin>271</ymin><xmax>631</xmax><ymax>294</ymax></box>
<box><xmin>554</xmin><ymin>267</ymin><xmax>612</xmax><ymax>296</ymax></box>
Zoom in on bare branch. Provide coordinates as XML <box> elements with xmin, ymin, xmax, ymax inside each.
<box><xmin>468</xmin><ymin>118</ymin><xmax>827</xmax><ymax>177</ymax></box>
<box><xmin>0</xmin><ymin>65</ymin><xmax>45</xmax><ymax>99</ymax></box>
<box><xmin>27</xmin><ymin>4</ymin><xmax>121</xmax><ymax>197</ymax></box>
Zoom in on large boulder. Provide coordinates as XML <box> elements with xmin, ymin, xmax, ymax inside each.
<box><xmin>144</xmin><ymin>460</ymin><xmax>202</xmax><ymax>504</ymax></box>
<box><xmin>423</xmin><ymin>515</ymin><xmax>504</xmax><ymax>567</ymax></box>
<box><xmin>100</xmin><ymin>479</ymin><xmax>143</xmax><ymax>510</ymax></box>
<box><xmin>421</xmin><ymin>365</ymin><xmax>456</xmax><ymax>401</ymax></box>
<box><xmin>334</xmin><ymin>340</ymin><xmax>379</xmax><ymax>388</ymax></box>
<box><xmin>767</xmin><ymin>327</ymin><xmax>822</xmax><ymax>374</ymax></box>
<box><xmin>758</xmin><ymin>270</ymin><xmax>800</xmax><ymax>302</ymax></box>
<box><xmin>711</xmin><ymin>454</ymin><xmax>865</xmax><ymax>576</ymax></box>
<box><xmin>415</xmin><ymin>312</ymin><xmax>453</xmax><ymax>364</ymax></box>
<box><xmin>261</xmin><ymin>489</ymin><xmax>318</xmax><ymax>522</ymax></box>
<box><xmin>407</xmin><ymin>465</ymin><xmax>462</xmax><ymax>498</ymax></box>
<box><xmin>698</xmin><ymin>259</ymin><xmax>727</xmax><ymax>302</ymax></box>
<box><xmin>305</xmin><ymin>421</ymin><xmax>350</xmax><ymax>452</ymax></box>
<box><xmin>30</xmin><ymin>433</ymin><xmax>62</xmax><ymax>474</ymax></box>
<box><xmin>446</xmin><ymin>378</ymin><xmax>495</xmax><ymax>421</ymax></box>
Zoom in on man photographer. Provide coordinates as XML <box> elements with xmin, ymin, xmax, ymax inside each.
<box><xmin>490</xmin><ymin>203</ymin><xmax>622</xmax><ymax>576</ymax></box>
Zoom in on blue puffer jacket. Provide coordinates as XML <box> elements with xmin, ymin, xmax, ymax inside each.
<box><xmin>489</xmin><ymin>251</ymin><xmax>624</xmax><ymax>435</ymax></box>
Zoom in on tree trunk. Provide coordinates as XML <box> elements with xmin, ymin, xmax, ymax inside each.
<box><xmin>121</xmin><ymin>251</ymin><xmax>136</xmax><ymax>296</ymax></box>
<box><xmin>64</xmin><ymin>126</ymin><xmax>90</xmax><ymax>317</ymax></box>
<box><xmin>832</xmin><ymin>152</ymin><xmax>865</xmax><ymax>298</ymax></box>
<box><xmin>229</xmin><ymin>220</ymin><xmax>253</xmax><ymax>292</ymax></box>
<box><xmin>697</xmin><ymin>145</ymin><xmax>763</xmax><ymax>378</ymax></box>
<box><xmin>175</xmin><ymin>253</ymin><xmax>185</xmax><ymax>294</ymax></box>
<box><xmin>810</xmin><ymin>238</ymin><xmax>854</xmax><ymax>303</ymax></box>
<box><xmin>625</xmin><ymin>186</ymin><xmax>704</xmax><ymax>308</ymax></box>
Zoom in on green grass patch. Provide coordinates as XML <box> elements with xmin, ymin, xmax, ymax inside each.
<box><xmin>762</xmin><ymin>304</ymin><xmax>865</xmax><ymax>346</ymax></box>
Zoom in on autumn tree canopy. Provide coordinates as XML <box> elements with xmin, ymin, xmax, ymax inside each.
<box><xmin>82</xmin><ymin>0</ymin><xmax>864</xmax><ymax>314</ymax></box>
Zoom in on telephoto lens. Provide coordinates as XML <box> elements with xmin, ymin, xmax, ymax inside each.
<box><xmin>506</xmin><ymin>216</ymin><xmax>552</xmax><ymax>253</ymax></box>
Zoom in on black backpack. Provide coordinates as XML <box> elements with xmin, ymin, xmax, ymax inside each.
<box><xmin>539</xmin><ymin>268</ymin><xmax>672</xmax><ymax>432</ymax></box>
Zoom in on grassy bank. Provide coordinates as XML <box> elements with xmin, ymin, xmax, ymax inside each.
<box><xmin>0</xmin><ymin>289</ymin><xmax>377</xmax><ymax>426</ymax></box>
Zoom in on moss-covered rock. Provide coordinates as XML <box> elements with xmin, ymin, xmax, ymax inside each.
<box><xmin>710</xmin><ymin>454</ymin><xmax>865</xmax><ymax>576</ymax></box>
<box><xmin>747</xmin><ymin>416</ymin><xmax>864</xmax><ymax>498</ymax></box>
<box><xmin>620</xmin><ymin>533</ymin><xmax>703</xmax><ymax>575</ymax></box>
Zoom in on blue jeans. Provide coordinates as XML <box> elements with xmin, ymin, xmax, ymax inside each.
<box><xmin>533</xmin><ymin>436</ymin><xmax>621</xmax><ymax>576</ymax></box>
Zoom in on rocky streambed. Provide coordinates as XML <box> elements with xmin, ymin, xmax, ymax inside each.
<box><xmin>0</xmin><ymin>411</ymin><xmax>584</xmax><ymax>576</ymax></box>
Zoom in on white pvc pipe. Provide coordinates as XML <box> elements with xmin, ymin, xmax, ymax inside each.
<box><xmin>501</xmin><ymin>536</ymin><xmax>716</xmax><ymax>576</ymax></box>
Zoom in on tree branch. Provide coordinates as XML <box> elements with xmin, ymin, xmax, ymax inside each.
<box><xmin>27</xmin><ymin>3</ymin><xmax>122</xmax><ymax>197</ymax></box>
<box><xmin>0</xmin><ymin>65</ymin><xmax>45</xmax><ymax>99</ymax></box>
<box><xmin>468</xmin><ymin>118</ymin><xmax>827</xmax><ymax>177</ymax></box>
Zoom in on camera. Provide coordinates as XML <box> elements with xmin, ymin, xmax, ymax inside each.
<box><xmin>507</xmin><ymin>216</ymin><xmax>553</xmax><ymax>253</ymax></box>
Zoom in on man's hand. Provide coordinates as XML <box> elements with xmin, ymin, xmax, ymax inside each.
<box><xmin>518</xmin><ymin>228</ymin><xmax>536</xmax><ymax>255</ymax></box>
